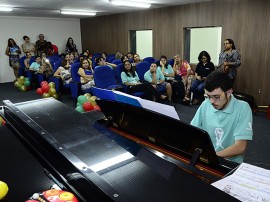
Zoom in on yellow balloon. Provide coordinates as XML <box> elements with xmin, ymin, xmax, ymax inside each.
<box><xmin>88</xmin><ymin>96</ymin><xmax>97</xmax><ymax>106</ymax></box>
<box><xmin>0</xmin><ymin>181</ymin><xmax>9</xmax><ymax>200</ymax></box>
<box><xmin>52</xmin><ymin>93</ymin><xmax>59</xmax><ymax>99</ymax></box>
<box><xmin>49</xmin><ymin>88</ymin><xmax>56</xmax><ymax>96</ymax></box>
<box><xmin>84</xmin><ymin>93</ymin><xmax>91</xmax><ymax>99</ymax></box>
<box><xmin>48</xmin><ymin>82</ymin><xmax>55</xmax><ymax>88</ymax></box>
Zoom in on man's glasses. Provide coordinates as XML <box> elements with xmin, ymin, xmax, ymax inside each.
<box><xmin>204</xmin><ymin>92</ymin><xmax>227</xmax><ymax>101</ymax></box>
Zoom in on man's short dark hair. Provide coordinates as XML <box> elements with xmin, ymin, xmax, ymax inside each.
<box><xmin>205</xmin><ymin>71</ymin><xmax>233</xmax><ymax>92</ymax></box>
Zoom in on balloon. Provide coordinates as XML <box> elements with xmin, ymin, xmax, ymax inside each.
<box><xmin>24</xmin><ymin>80</ymin><xmax>31</xmax><ymax>87</ymax></box>
<box><xmin>75</xmin><ymin>105</ymin><xmax>85</xmax><ymax>113</ymax></box>
<box><xmin>19</xmin><ymin>85</ymin><xmax>27</xmax><ymax>92</ymax></box>
<box><xmin>83</xmin><ymin>102</ymin><xmax>94</xmax><ymax>112</ymax></box>
<box><xmin>42</xmin><ymin>93</ymin><xmax>50</xmax><ymax>98</ymax></box>
<box><xmin>51</xmin><ymin>93</ymin><xmax>58</xmax><ymax>99</ymax></box>
<box><xmin>17</xmin><ymin>78</ymin><xmax>24</xmax><ymax>85</ymax></box>
<box><xmin>41</xmin><ymin>81</ymin><xmax>48</xmax><ymax>88</ymax></box>
<box><xmin>0</xmin><ymin>181</ymin><xmax>9</xmax><ymax>200</ymax></box>
<box><xmin>48</xmin><ymin>82</ymin><xmax>55</xmax><ymax>88</ymax></box>
<box><xmin>42</xmin><ymin>84</ymin><xmax>50</xmax><ymax>93</ymax></box>
<box><xmin>77</xmin><ymin>95</ymin><xmax>88</xmax><ymax>105</ymax></box>
<box><xmin>88</xmin><ymin>96</ymin><xmax>97</xmax><ymax>106</ymax></box>
<box><xmin>14</xmin><ymin>81</ymin><xmax>21</xmax><ymax>88</ymax></box>
<box><xmin>76</xmin><ymin>102</ymin><xmax>81</xmax><ymax>106</ymax></box>
<box><xmin>36</xmin><ymin>88</ymin><xmax>44</xmax><ymax>95</ymax></box>
<box><xmin>25</xmin><ymin>77</ymin><xmax>30</xmax><ymax>81</ymax></box>
<box><xmin>84</xmin><ymin>93</ymin><xmax>91</xmax><ymax>99</ymax></box>
<box><xmin>19</xmin><ymin>75</ymin><xmax>25</xmax><ymax>80</ymax></box>
<box><xmin>93</xmin><ymin>105</ymin><xmax>101</xmax><ymax>111</ymax></box>
<box><xmin>49</xmin><ymin>88</ymin><xmax>56</xmax><ymax>96</ymax></box>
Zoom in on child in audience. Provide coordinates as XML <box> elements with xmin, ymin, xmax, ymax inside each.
<box><xmin>29</xmin><ymin>55</ymin><xmax>41</xmax><ymax>72</ymax></box>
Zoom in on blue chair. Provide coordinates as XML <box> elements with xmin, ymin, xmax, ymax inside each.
<box><xmin>143</xmin><ymin>57</ymin><xmax>156</xmax><ymax>64</ymax></box>
<box><xmin>108</xmin><ymin>56</ymin><xmax>115</xmax><ymax>63</ymax></box>
<box><xmin>136</xmin><ymin>61</ymin><xmax>150</xmax><ymax>81</ymax></box>
<box><xmin>111</xmin><ymin>59</ymin><xmax>122</xmax><ymax>65</ymax></box>
<box><xmin>70</xmin><ymin>62</ymin><xmax>92</xmax><ymax>99</ymax></box>
<box><xmin>18</xmin><ymin>56</ymin><xmax>26</xmax><ymax>77</ymax></box>
<box><xmin>168</xmin><ymin>58</ymin><xmax>174</xmax><ymax>67</ymax></box>
<box><xmin>93</xmin><ymin>66</ymin><xmax>123</xmax><ymax>90</ymax></box>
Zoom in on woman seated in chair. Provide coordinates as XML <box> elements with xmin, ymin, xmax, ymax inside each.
<box><xmin>121</xmin><ymin>60</ymin><xmax>167</xmax><ymax>101</ymax></box>
<box><xmin>157</xmin><ymin>55</ymin><xmax>185</xmax><ymax>102</ymax></box>
<box><xmin>78</xmin><ymin>59</ymin><xmax>95</xmax><ymax>90</ymax></box>
<box><xmin>24</xmin><ymin>52</ymin><xmax>32</xmax><ymax>71</ymax></box>
<box><xmin>53</xmin><ymin>53</ymin><xmax>72</xmax><ymax>85</ymax></box>
<box><xmin>38</xmin><ymin>57</ymin><xmax>54</xmax><ymax>79</ymax></box>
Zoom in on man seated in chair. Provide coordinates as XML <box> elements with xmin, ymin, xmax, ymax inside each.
<box><xmin>95</xmin><ymin>57</ymin><xmax>116</xmax><ymax>69</ymax></box>
<box><xmin>144</xmin><ymin>62</ymin><xmax>173</xmax><ymax>106</ymax></box>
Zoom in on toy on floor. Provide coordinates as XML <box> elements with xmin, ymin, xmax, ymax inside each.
<box><xmin>0</xmin><ymin>180</ymin><xmax>9</xmax><ymax>200</ymax></box>
<box><xmin>14</xmin><ymin>76</ymin><xmax>31</xmax><ymax>92</ymax></box>
<box><xmin>26</xmin><ymin>189</ymin><xmax>78</xmax><ymax>202</ymax></box>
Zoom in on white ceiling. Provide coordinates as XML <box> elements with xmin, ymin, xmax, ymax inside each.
<box><xmin>0</xmin><ymin>0</ymin><xmax>212</xmax><ymax>19</ymax></box>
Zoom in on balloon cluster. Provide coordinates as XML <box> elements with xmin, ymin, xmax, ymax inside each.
<box><xmin>14</xmin><ymin>76</ymin><xmax>31</xmax><ymax>92</ymax></box>
<box><xmin>75</xmin><ymin>93</ymin><xmax>101</xmax><ymax>113</ymax></box>
<box><xmin>36</xmin><ymin>81</ymin><xmax>58</xmax><ymax>99</ymax></box>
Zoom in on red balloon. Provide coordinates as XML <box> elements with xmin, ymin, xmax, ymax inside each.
<box><xmin>41</xmin><ymin>81</ymin><xmax>48</xmax><ymax>87</ymax></box>
<box><xmin>36</xmin><ymin>88</ymin><xmax>44</xmax><ymax>95</ymax></box>
<box><xmin>83</xmin><ymin>102</ymin><xmax>94</xmax><ymax>112</ymax></box>
<box><xmin>93</xmin><ymin>105</ymin><xmax>101</xmax><ymax>111</ymax></box>
<box><xmin>41</xmin><ymin>84</ymin><xmax>50</xmax><ymax>93</ymax></box>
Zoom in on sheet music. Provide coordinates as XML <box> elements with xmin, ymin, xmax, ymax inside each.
<box><xmin>113</xmin><ymin>91</ymin><xmax>180</xmax><ymax>120</ymax></box>
<box><xmin>211</xmin><ymin>163</ymin><xmax>270</xmax><ymax>202</ymax></box>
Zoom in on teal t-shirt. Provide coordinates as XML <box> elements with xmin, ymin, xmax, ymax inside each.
<box><xmin>157</xmin><ymin>65</ymin><xmax>174</xmax><ymax>79</ymax></box>
<box><xmin>144</xmin><ymin>69</ymin><xmax>165</xmax><ymax>82</ymax></box>
<box><xmin>121</xmin><ymin>71</ymin><xmax>140</xmax><ymax>84</ymax></box>
<box><xmin>29</xmin><ymin>62</ymin><xmax>40</xmax><ymax>71</ymax></box>
<box><xmin>190</xmin><ymin>95</ymin><xmax>253</xmax><ymax>163</ymax></box>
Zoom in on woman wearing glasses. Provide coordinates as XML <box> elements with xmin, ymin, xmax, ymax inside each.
<box><xmin>191</xmin><ymin>51</ymin><xmax>215</xmax><ymax>105</ymax></box>
<box><xmin>218</xmin><ymin>39</ymin><xmax>241</xmax><ymax>83</ymax></box>
<box><xmin>191</xmin><ymin>71</ymin><xmax>253</xmax><ymax>163</ymax></box>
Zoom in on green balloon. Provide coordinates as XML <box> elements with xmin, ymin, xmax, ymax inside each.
<box><xmin>25</xmin><ymin>77</ymin><xmax>30</xmax><ymax>81</ymax></box>
<box><xmin>19</xmin><ymin>85</ymin><xmax>27</xmax><ymax>92</ymax></box>
<box><xmin>77</xmin><ymin>95</ymin><xmax>88</xmax><ymax>105</ymax></box>
<box><xmin>75</xmin><ymin>105</ymin><xmax>85</xmax><ymax>113</ymax></box>
<box><xmin>24</xmin><ymin>80</ymin><xmax>31</xmax><ymax>87</ymax></box>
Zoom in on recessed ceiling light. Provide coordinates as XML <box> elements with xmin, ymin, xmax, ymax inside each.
<box><xmin>0</xmin><ymin>6</ymin><xmax>13</xmax><ymax>12</ymax></box>
<box><xmin>109</xmin><ymin>0</ymin><xmax>151</xmax><ymax>8</ymax></box>
<box><xmin>60</xmin><ymin>10</ymin><xmax>96</xmax><ymax>16</ymax></box>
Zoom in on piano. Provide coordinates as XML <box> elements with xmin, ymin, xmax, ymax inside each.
<box><xmin>1</xmin><ymin>98</ymin><xmax>239</xmax><ymax>201</ymax></box>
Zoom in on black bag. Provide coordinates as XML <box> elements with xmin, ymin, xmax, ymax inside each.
<box><xmin>233</xmin><ymin>92</ymin><xmax>255</xmax><ymax>110</ymax></box>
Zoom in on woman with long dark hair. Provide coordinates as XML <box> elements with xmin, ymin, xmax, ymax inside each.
<box><xmin>65</xmin><ymin>37</ymin><xmax>78</xmax><ymax>54</ymax></box>
<box><xmin>5</xmin><ymin>38</ymin><xmax>21</xmax><ymax>81</ymax></box>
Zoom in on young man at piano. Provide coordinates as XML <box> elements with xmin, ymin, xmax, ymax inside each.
<box><xmin>190</xmin><ymin>71</ymin><xmax>253</xmax><ymax>163</ymax></box>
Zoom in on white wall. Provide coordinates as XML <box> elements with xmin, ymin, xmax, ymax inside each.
<box><xmin>136</xmin><ymin>30</ymin><xmax>153</xmax><ymax>59</ymax></box>
<box><xmin>0</xmin><ymin>16</ymin><xmax>82</xmax><ymax>83</ymax></box>
<box><xmin>190</xmin><ymin>27</ymin><xmax>222</xmax><ymax>66</ymax></box>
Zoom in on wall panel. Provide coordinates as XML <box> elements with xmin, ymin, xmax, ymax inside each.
<box><xmin>81</xmin><ymin>0</ymin><xmax>270</xmax><ymax>105</ymax></box>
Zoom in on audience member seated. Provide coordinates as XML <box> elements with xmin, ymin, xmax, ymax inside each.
<box><xmin>46</xmin><ymin>42</ymin><xmax>58</xmax><ymax>56</ymax></box>
<box><xmin>38</xmin><ymin>57</ymin><xmax>54</xmax><ymax>79</ymax></box>
<box><xmin>132</xmin><ymin>53</ymin><xmax>143</xmax><ymax>68</ymax></box>
<box><xmin>101</xmin><ymin>52</ymin><xmax>108</xmax><ymax>61</ymax></box>
<box><xmin>115</xmin><ymin>51</ymin><xmax>123</xmax><ymax>60</ymax></box>
<box><xmin>191</xmin><ymin>51</ymin><xmax>215</xmax><ymax>105</ymax></box>
<box><xmin>29</xmin><ymin>55</ymin><xmax>41</xmax><ymax>72</ymax></box>
<box><xmin>78</xmin><ymin>59</ymin><xmax>95</xmax><ymax>90</ymax></box>
<box><xmin>53</xmin><ymin>54</ymin><xmax>72</xmax><ymax>85</ymax></box>
<box><xmin>144</xmin><ymin>62</ymin><xmax>173</xmax><ymax>105</ymax></box>
<box><xmin>69</xmin><ymin>52</ymin><xmax>75</xmax><ymax>64</ymax></box>
<box><xmin>24</xmin><ymin>52</ymin><xmax>32</xmax><ymax>71</ymax></box>
<box><xmin>121</xmin><ymin>55</ymin><xmax>129</xmax><ymax>63</ymax></box>
<box><xmin>121</xmin><ymin>60</ymin><xmax>167</xmax><ymax>101</ymax></box>
<box><xmin>173</xmin><ymin>54</ymin><xmax>195</xmax><ymax>101</ymax></box>
<box><xmin>65</xmin><ymin>37</ymin><xmax>78</xmax><ymax>54</ymax></box>
<box><xmin>95</xmin><ymin>57</ymin><xmax>116</xmax><ymax>69</ymax></box>
<box><xmin>127</xmin><ymin>52</ymin><xmax>133</xmax><ymax>61</ymax></box>
<box><xmin>36</xmin><ymin>34</ymin><xmax>47</xmax><ymax>56</ymax></box>
<box><xmin>22</xmin><ymin>36</ymin><xmax>35</xmax><ymax>56</ymax></box>
<box><xmin>157</xmin><ymin>55</ymin><xmax>185</xmax><ymax>102</ymax></box>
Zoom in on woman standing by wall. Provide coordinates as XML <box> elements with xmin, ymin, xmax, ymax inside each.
<box><xmin>5</xmin><ymin>38</ymin><xmax>21</xmax><ymax>81</ymax></box>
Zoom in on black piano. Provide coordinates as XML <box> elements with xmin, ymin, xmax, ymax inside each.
<box><xmin>0</xmin><ymin>98</ymin><xmax>239</xmax><ymax>201</ymax></box>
